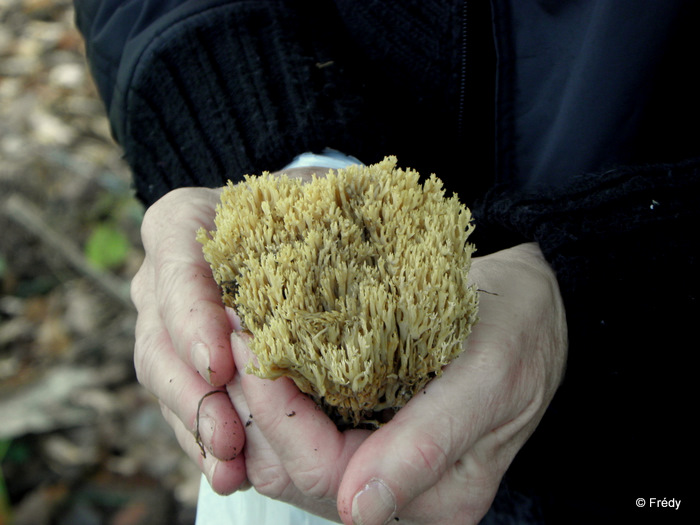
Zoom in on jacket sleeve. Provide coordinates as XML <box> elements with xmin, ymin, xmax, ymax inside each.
<box><xmin>74</xmin><ymin>0</ymin><xmax>195</xmax><ymax>134</ymax></box>
<box><xmin>73</xmin><ymin>0</ymin><xmax>378</xmax><ymax>207</ymax></box>
<box><xmin>472</xmin><ymin>159</ymin><xmax>699</xmax><ymax>502</ymax></box>
<box><xmin>473</xmin><ymin>158</ymin><xmax>700</xmax><ymax>369</ymax></box>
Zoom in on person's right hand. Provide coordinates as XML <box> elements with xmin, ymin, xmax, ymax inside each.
<box><xmin>131</xmin><ymin>186</ymin><xmax>248</xmax><ymax>494</ymax></box>
<box><xmin>225</xmin><ymin>242</ymin><xmax>567</xmax><ymax>524</ymax></box>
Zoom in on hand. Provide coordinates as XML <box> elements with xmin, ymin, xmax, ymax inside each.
<box><xmin>131</xmin><ymin>166</ymin><xmax>332</xmax><ymax>494</ymax></box>
<box><xmin>230</xmin><ymin>242</ymin><xmax>567</xmax><ymax>524</ymax></box>
<box><xmin>131</xmin><ymin>186</ymin><xmax>247</xmax><ymax>493</ymax></box>
<box><xmin>227</xmin><ymin>326</ymin><xmax>370</xmax><ymax>521</ymax></box>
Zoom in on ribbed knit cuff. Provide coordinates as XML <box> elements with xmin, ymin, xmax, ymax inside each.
<box><xmin>472</xmin><ymin>158</ymin><xmax>700</xmax><ymax>377</ymax></box>
<box><xmin>473</xmin><ymin>159</ymin><xmax>700</xmax><ymax>297</ymax></box>
<box><xmin>117</xmin><ymin>2</ymin><xmax>368</xmax><ymax>206</ymax></box>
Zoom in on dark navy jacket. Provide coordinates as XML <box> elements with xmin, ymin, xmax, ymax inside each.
<box><xmin>75</xmin><ymin>1</ymin><xmax>699</xmax><ymax>522</ymax></box>
<box><xmin>75</xmin><ymin>0</ymin><xmax>698</xmax><ymax>200</ymax></box>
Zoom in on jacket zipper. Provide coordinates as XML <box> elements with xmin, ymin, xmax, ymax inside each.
<box><xmin>457</xmin><ymin>0</ymin><xmax>468</xmax><ymax>139</ymax></box>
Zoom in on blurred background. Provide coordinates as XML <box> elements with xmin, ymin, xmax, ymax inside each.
<box><xmin>1</xmin><ymin>1</ymin><xmax>200</xmax><ymax>524</ymax></box>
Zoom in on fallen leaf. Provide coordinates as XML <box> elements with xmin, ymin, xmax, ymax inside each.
<box><xmin>84</xmin><ymin>223</ymin><xmax>130</xmax><ymax>270</ymax></box>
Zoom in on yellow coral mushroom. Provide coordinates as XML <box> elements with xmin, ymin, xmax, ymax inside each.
<box><xmin>198</xmin><ymin>156</ymin><xmax>478</xmax><ymax>427</ymax></box>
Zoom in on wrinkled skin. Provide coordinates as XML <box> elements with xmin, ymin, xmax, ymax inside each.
<box><xmin>131</xmin><ymin>167</ymin><xmax>334</xmax><ymax>492</ymax></box>
<box><xmin>131</xmin><ymin>185</ymin><xmax>248</xmax><ymax>493</ymax></box>
<box><xmin>131</xmin><ymin>171</ymin><xmax>567</xmax><ymax>524</ymax></box>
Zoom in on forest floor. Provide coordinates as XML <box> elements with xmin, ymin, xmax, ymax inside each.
<box><xmin>1</xmin><ymin>1</ymin><xmax>200</xmax><ymax>524</ymax></box>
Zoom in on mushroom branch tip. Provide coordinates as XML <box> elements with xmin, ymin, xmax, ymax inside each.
<box><xmin>197</xmin><ymin>156</ymin><xmax>478</xmax><ymax>427</ymax></box>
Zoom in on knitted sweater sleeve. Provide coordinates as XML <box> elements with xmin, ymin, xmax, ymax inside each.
<box><xmin>472</xmin><ymin>158</ymin><xmax>700</xmax><ymax>386</ymax></box>
<box><xmin>74</xmin><ymin>0</ymin><xmax>377</xmax><ymax>206</ymax></box>
<box><xmin>471</xmin><ymin>159</ymin><xmax>699</xmax><ymax>507</ymax></box>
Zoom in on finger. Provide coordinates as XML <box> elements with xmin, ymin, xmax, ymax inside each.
<box><xmin>160</xmin><ymin>401</ymin><xmax>248</xmax><ymax>495</ymax></box>
<box><xmin>231</xmin><ymin>331</ymin><xmax>370</xmax><ymax>500</ymax></box>
<box><xmin>336</xmin><ymin>338</ymin><xmax>519</xmax><ymax>525</ymax></box>
<box><xmin>228</xmin><ymin>343</ymin><xmax>360</xmax><ymax>521</ymax></box>
<box><xmin>226</xmin><ymin>370</ymin><xmax>296</xmax><ymax>500</ymax></box>
<box><xmin>140</xmin><ymin>188</ymin><xmax>236</xmax><ymax>386</ymax></box>
<box><xmin>228</xmin><ymin>362</ymin><xmax>326</xmax><ymax>505</ymax></box>
<box><xmin>384</xmin><ymin>434</ymin><xmax>507</xmax><ymax>525</ymax></box>
<box><xmin>134</xmin><ymin>291</ymin><xmax>245</xmax><ymax>461</ymax></box>
<box><xmin>373</xmin><ymin>405</ymin><xmax>539</xmax><ymax>525</ymax></box>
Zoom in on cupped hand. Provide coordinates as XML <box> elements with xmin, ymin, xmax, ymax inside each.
<box><xmin>231</xmin><ymin>242</ymin><xmax>567</xmax><ymax>524</ymax></box>
<box><xmin>131</xmin><ymin>166</ymin><xmax>331</xmax><ymax>495</ymax></box>
<box><xmin>131</xmin><ymin>186</ymin><xmax>247</xmax><ymax>494</ymax></box>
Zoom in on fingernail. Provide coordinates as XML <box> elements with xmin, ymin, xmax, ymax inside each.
<box><xmin>231</xmin><ymin>331</ymin><xmax>259</xmax><ymax>368</ymax></box>
<box><xmin>197</xmin><ymin>414</ymin><xmax>216</xmax><ymax>454</ymax></box>
<box><xmin>352</xmin><ymin>479</ymin><xmax>396</xmax><ymax>525</ymax></box>
<box><xmin>224</xmin><ymin>306</ymin><xmax>243</xmax><ymax>330</ymax></box>
<box><xmin>192</xmin><ymin>342</ymin><xmax>211</xmax><ymax>383</ymax></box>
<box><xmin>206</xmin><ymin>458</ymin><xmax>219</xmax><ymax>487</ymax></box>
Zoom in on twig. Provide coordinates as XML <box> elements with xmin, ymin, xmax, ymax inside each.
<box><xmin>2</xmin><ymin>193</ymin><xmax>133</xmax><ymax>309</ymax></box>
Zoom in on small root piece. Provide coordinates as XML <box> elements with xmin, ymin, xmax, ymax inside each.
<box><xmin>194</xmin><ymin>390</ymin><xmax>228</xmax><ymax>458</ymax></box>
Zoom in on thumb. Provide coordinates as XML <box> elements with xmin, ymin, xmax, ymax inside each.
<box><xmin>334</xmin><ymin>375</ymin><xmax>490</xmax><ymax>525</ymax></box>
<box><xmin>336</xmin><ymin>341</ymin><xmax>517</xmax><ymax>524</ymax></box>
<box><xmin>337</xmin><ymin>405</ymin><xmax>459</xmax><ymax>525</ymax></box>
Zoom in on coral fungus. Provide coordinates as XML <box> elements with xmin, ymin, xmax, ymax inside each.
<box><xmin>198</xmin><ymin>156</ymin><xmax>478</xmax><ymax>427</ymax></box>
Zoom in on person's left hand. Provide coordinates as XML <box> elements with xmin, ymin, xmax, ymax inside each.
<box><xmin>228</xmin><ymin>242</ymin><xmax>567</xmax><ymax>524</ymax></box>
